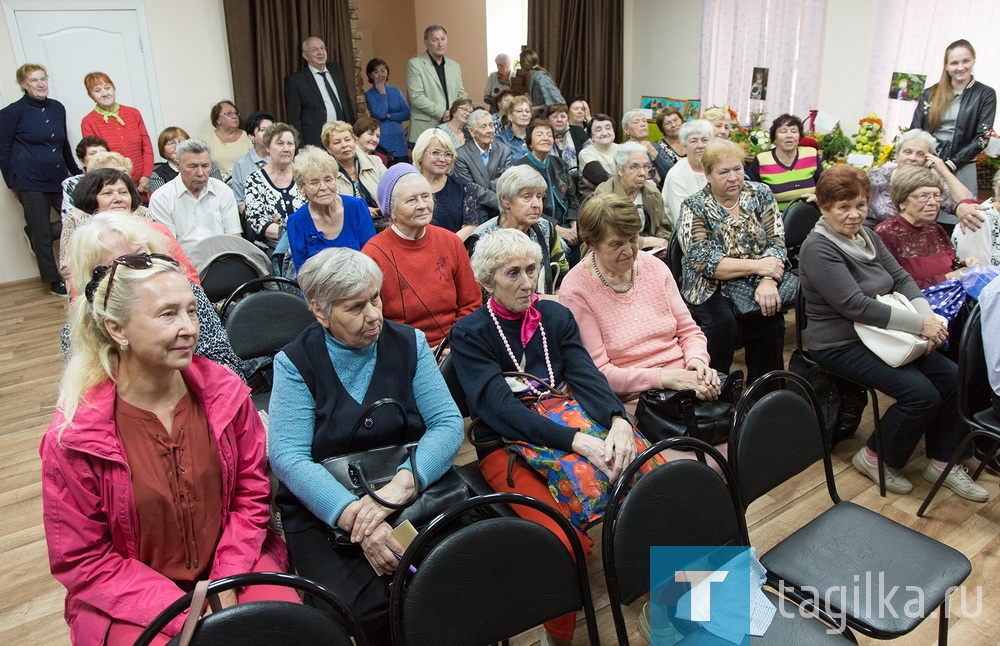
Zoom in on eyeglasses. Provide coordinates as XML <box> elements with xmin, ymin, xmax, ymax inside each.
<box><xmin>910</xmin><ymin>192</ymin><xmax>942</xmax><ymax>204</ymax></box>
<box><xmin>428</xmin><ymin>149</ymin><xmax>454</xmax><ymax>160</ymax></box>
<box><xmin>512</xmin><ymin>108</ymin><xmax>532</xmax><ymax>115</ymax></box>
<box><xmin>306</xmin><ymin>175</ymin><xmax>339</xmax><ymax>190</ymax></box>
<box><xmin>221</xmin><ymin>110</ymin><xmax>240</xmax><ymax>117</ymax></box>
<box><xmin>626</xmin><ymin>163</ymin><xmax>652</xmax><ymax>173</ymax></box>
<box><xmin>92</xmin><ymin>253</ymin><xmax>179</xmax><ymax>311</ymax></box>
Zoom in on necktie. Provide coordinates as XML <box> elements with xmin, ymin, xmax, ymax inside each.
<box><xmin>317</xmin><ymin>71</ymin><xmax>345</xmax><ymax>120</ymax></box>
<box><xmin>481</xmin><ymin>150</ymin><xmax>490</xmax><ymax>168</ymax></box>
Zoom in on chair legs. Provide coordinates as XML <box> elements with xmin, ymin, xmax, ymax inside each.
<box><xmin>865</xmin><ymin>388</ymin><xmax>886</xmax><ymax>497</ymax></box>
<box><xmin>918</xmin><ymin>429</ymin><xmax>998</xmax><ymax>516</ymax></box>
<box><xmin>971</xmin><ymin>436</ymin><xmax>1000</xmax><ymax>480</ymax></box>
<box><xmin>939</xmin><ymin>598</ymin><xmax>950</xmax><ymax>646</ymax></box>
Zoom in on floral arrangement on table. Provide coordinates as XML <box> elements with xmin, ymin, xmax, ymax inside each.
<box><xmin>814</xmin><ymin>113</ymin><xmax>896</xmax><ymax>170</ymax></box>
<box><xmin>815</xmin><ymin>123</ymin><xmax>852</xmax><ymax>169</ymax></box>
<box><xmin>731</xmin><ymin>109</ymin><xmax>771</xmax><ymax>156</ymax></box>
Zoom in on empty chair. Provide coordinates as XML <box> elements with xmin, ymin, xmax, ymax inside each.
<box><xmin>186</xmin><ymin>234</ymin><xmax>272</xmax><ymax>302</ymax></box>
<box><xmin>782</xmin><ymin>196</ymin><xmax>821</xmax><ymax>269</ymax></box>
<box><xmin>729</xmin><ymin>370</ymin><xmax>972</xmax><ymax>643</ymax></box>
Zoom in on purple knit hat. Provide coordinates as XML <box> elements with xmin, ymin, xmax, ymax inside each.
<box><xmin>376</xmin><ymin>162</ymin><xmax>421</xmax><ymax>217</ymax></box>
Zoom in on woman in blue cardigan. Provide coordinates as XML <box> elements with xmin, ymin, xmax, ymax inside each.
<box><xmin>0</xmin><ymin>63</ymin><xmax>81</xmax><ymax>296</ymax></box>
<box><xmin>364</xmin><ymin>58</ymin><xmax>411</xmax><ymax>162</ymax></box>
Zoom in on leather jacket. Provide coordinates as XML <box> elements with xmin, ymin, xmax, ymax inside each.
<box><xmin>911</xmin><ymin>78</ymin><xmax>997</xmax><ymax>165</ymax></box>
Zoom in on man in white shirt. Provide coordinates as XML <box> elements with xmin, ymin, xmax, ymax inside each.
<box><xmin>230</xmin><ymin>110</ymin><xmax>274</xmax><ymax>212</ymax></box>
<box><xmin>285</xmin><ymin>36</ymin><xmax>355</xmax><ymax>148</ymax></box>
<box><xmin>149</xmin><ymin>138</ymin><xmax>241</xmax><ymax>253</ymax></box>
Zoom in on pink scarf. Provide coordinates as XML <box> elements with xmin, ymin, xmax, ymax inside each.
<box><xmin>489</xmin><ymin>295</ymin><xmax>541</xmax><ymax>347</ymax></box>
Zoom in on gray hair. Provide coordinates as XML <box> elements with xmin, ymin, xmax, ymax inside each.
<box><xmin>615</xmin><ymin>141</ymin><xmax>648</xmax><ymax>171</ymax></box>
<box><xmin>423</xmin><ymin>24</ymin><xmax>447</xmax><ymax>40</ymax></box>
<box><xmin>471</xmin><ymin>228</ymin><xmax>542</xmax><ymax>286</ymax></box>
<box><xmin>292</xmin><ymin>145</ymin><xmax>340</xmax><ymax>191</ymax></box>
<box><xmin>175</xmin><ymin>138</ymin><xmax>210</xmax><ymax>164</ymax></box>
<box><xmin>496</xmin><ymin>165</ymin><xmax>547</xmax><ymax>214</ymax></box>
<box><xmin>467</xmin><ymin>108</ymin><xmax>492</xmax><ymax>130</ymax></box>
<box><xmin>895</xmin><ymin>128</ymin><xmax>938</xmax><ymax>153</ymax></box>
<box><xmin>495</xmin><ymin>53</ymin><xmax>511</xmax><ymax>66</ymax></box>
<box><xmin>297</xmin><ymin>248</ymin><xmax>383</xmax><ymax>316</ymax></box>
<box><xmin>679</xmin><ymin>119</ymin><xmax>713</xmax><ymax>144</ymax></box>
<box><xmin>621</xmin><ymin>109</ymin><xmax>646</xmax><ymax>133</ymax></box>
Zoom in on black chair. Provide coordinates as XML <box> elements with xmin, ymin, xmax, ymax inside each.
<box><xmin>782</xmin><ymin>197</ymin><xmax>822</xmax><ymax>269</ymax></box>
<box><xmin>201</xmin><ymin>252</ymin><xmax>268</xmax><ymax>302</ymax></box>
<box><xmin>389</xmin><ymin>492</ymin><xmax>600</xmax><ymax>646</ymax></box>
<box><xmin>792</xmin><ymin>286</ymin><xmax>887</xmax><ymax>495</ymax></box>
<box><xmin>666</xmin><ymin>231</ymin><xmax>684</xmax><ymax>284</ymax></box>
<box><xmin>729</xmin><ymin>370</ymin><xmax>972</xmax><ymax>644</ymax></box>
<box><xmin>918</xmin><ymin>304</ymin><xmax>1000</xmax><ymax>515</ymax></box>
<box><xmin>134</xmin><ymin>571</ymin><xmax>367</xmax><ymax>646</ymax></box>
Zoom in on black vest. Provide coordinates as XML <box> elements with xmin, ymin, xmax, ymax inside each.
<box><xmin>276</xmin><ymin>320</ymin><xmax>425</xmax><ymax>532</ymax></box>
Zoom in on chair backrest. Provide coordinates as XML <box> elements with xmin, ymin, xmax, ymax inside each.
<box><xmin>135</xmin><ymin>572</ymin><xmax>366</xmax><ymax>646</ymax></box>
<box><xmin>223</xmin><ymin>281</ymin><xmax>315</xmax><ymax>361</ymax></box>
<box><xmin>957</xmin><ymin>304</ymin><xmax>990</xmax><ymax>425</ymax></box>
<box><xmin>390</xmin><ymin>492</ymin><xmax>599</xmax><ymax>646</ymax></box>
<box><xmin>666</xmin><ymin>231</ymin><xmax>684</xmax><ymax>284</ymax></box>
<box><xmin>602</xmin><ymin>438</ymin><xmax>746</xmax><ymax>645</ymax></box>
<box><xmin>437</xmin><ymin>338</ymin><xmax>471</xmax><ymax>418</ymax></box>
<box><xmin>783</xmin><ymin>198</ymin><xmax>821</xmax><ymax>266</ymax></box>
<box><xmin>200</xmin><ymin>253</ymin><xmax>267</xmax><ymax>302</ymax></box>
<box><xmin>219</xmin><ymin>276</ymin><xmax>303</xmax><ymax>319</ymax></box>
<box><xmin>794</xmin><ymin>283</ymin><xmax>808</xmax><ymax>352</ymax></box>
<box><xmin>729</xmin><ymin>370</ymin><xmax>839</xmax><ymax>511</ymax></box>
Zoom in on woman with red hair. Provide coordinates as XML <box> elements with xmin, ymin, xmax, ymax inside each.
<box><xmin>80</xmin><ymin>72</ymin><xmax>154</xmax><ymax>194</ymax></box>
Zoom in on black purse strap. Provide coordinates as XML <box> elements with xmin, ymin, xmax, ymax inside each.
<box><xmin>345</xmin><ymin>398</ymin><xmax>420</xmax><ymax>510</ymax></box>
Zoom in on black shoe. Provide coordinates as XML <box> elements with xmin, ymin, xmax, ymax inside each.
<box><xmin>50</xmin><ymin>281</ymin><xmax>68</xmax><ymax>297</ymax></box>
<box><xmin>23</xmin><ymin>226</ymin><xmax>35</xmax><ymax>256</ymax></box>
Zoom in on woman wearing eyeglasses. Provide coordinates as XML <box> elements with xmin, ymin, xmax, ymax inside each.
<box><xmin>496</xmin><ymin>95</ymin><xmax>533</xmax><ymax>164</ymax></box>
<box><xmin>202</xmin><ymin>100</ymin><xmax>252</xmax><ymax>178</ymax></box>
<box><xmin>322</xmin><ymin>120</ymin><xmax>388</xmax><ymax>221</ymax></box>
<box><xmin>436</xmin><ymin>97</ymin><xmax>473</xmax><ymax>149</ymax></box>
<box><xmin>593</xmin><ymin>141</ymin><xmax>672</xmax><ymax>254</ymax></box>
<box><xmin>412</xmin><ymin>128</ymin><xmax>479</xmax><ymax>239</ymax></box>
<box><xmin>43</xmin><ymin>227</ymin><xmax>295</xmax><ymax>645</ymax></box>
<box><xmin>286</xmin><ymin>146</ymin><xmax>377</xmax><ymax>273</ymax></box>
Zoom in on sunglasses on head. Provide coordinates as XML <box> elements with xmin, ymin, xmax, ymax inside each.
<box><xmin>85</xmin><ymin>253</ymin><xmax>179</xmax><ymax>309</ymax></box>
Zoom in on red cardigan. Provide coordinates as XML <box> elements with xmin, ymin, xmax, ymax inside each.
<box><xmin>80</xmin><ymin>104</ymin><xmax>154</xmax><ymax>185</ymax></box>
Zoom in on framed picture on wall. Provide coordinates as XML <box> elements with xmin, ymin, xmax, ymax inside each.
<box><xmin>682</xmin><ymin>100</ymin><xmax>701</xmax><ymax>121</ymax></box>
<box><xmin>750</xmin><ymin>67</ymin><xmax>769</xmax><ymax>100</ymax></box>
<box><xmin>888</xmin><ymin>72</ymin><xmax>926</xmax><ymax>101</ymax></box>
<box><xmin>641</xmin><ymin>96</ymin><xmax>667</xmax><ymax>114</ymax></box>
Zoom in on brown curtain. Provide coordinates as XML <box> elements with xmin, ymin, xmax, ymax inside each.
<box><xmin>528</xmin><ymin>0</ymin><xmax>623</xmax><ymax>121</ymax></box>
<box><xmin>223</xmin><ymin>0</ymin><xmax>355</xmax><ymax>122</ymax></box>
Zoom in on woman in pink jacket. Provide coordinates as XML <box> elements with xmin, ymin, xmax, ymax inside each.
<box><xmin>41</xmin><ymin>252</ymin><xmax>295</xmax><ymax>645</ymax></box>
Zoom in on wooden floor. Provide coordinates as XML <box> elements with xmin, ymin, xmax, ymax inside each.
<box><xmin>2</xmin><ymin>277</ymin><xmax>999</xmax><ymax>645</ymax></box>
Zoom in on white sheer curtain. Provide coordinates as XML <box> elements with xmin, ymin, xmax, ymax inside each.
<box><xmin>700</xmin><ymin>0</ymin><xmax>826</xmax><ymax>125</ymax></box>
<box><xmin>865</xmin><ymin>0</ymin><xmax>1000</xmax><ymax>141</ymax></box>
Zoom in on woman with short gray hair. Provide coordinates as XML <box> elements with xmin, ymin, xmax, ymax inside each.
<box><xmin>484</xmin><ymin>53</ymin><xmax>512</xmax><ymax>112</ymax></box>
<box><xmin>662</xmin><ymin>119</ymin><xmax>713</xmax><ymax>225</ymax></box>
<box><xmin>622</xmin><ymin>109</ymin><xmax>672</xmax><ymax>186</ymax></box>
<box><xmin>593</xmin><ymin>141</ymin><xmax>672</xmax><ymax>250</ymax></box>
<box><xmin>269</xmin><ymin>246</ymin><xmax>464</xmax><ymax>645</ymax></box>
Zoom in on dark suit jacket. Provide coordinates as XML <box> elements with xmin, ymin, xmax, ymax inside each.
<box><xmin>454</xmin><ymin>140</ymin><xmax>512</xmax><ymax>221</ymax></box>
<box><xmin>285</xmin><ymin>64</ymin><xmax>356</xmax><ymax>148</ymax></box>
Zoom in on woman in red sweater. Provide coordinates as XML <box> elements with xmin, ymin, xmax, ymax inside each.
<box><xmin>80</xmin><ymin>72</ymin><xmax>154</xmax><ymax>194</ymax></box>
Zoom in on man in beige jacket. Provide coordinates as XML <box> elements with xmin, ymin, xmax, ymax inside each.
<box><xmin>406</xmin><ymin>25</ymin><xmax>467</xmax><ymax>144</ymax></box>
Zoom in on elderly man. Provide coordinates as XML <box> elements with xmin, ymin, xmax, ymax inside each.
<box><xmin>483</xmin><ymin>53</ymin><xmax>512</xmax><ymax>113</ymax></box>
<box><xmin>285</xmin><ymin>36</ymin><xmax>355</xmax><ymax>148</ymax></box>
<box><xmin>622</xmin><ymin>109</ymin><xmax>673</xmax><ymax>188</ymax></box>
<box><xmin>454</xmin><ymin>109</ymin><xmax>511</xmax><ymax>221</ymax></box>
<box><xmin>594</xmin><ymin>141</ymin><xmax>671</xmax><ymax>253</ymax></box>
<box><xmin>406</xmin><ymin>25</ymin><xmax>467</xmax><ymax>145</ymax></box>
<box><xmin>229</xmin><ymin>110</ymin><xmax>274</xmax><ymax>212</ymax></box>
<box><xmin>149</xmin><ymin>139</ymin><xmax>241</xmax><ymax>253</ymax></box>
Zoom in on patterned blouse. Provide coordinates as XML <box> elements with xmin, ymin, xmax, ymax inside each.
<box><xmin>952</xmin><ymin>202</ymin><xmax>1000</xmax><ymax>267</ymax></box>
<box><xmin>431</xmin><ymin>174</ymin><xmax>480</xmax><ymax>233</ymax></box>
<box><xmin>243</xmin><ymin>168</ymin><xmax>306</xmax><ymax>241</ymax></box>
<box><xmin>654</xmin><ymin>139</ymin><xmax>684</xmax><ymax>167</ymax></box>
<box><xmin>866</xmin><ymin>165</ymin><xmax>961</xmax><ymax>228</ymax></box>
<box><xmin>677</xmin><ymin>180</ymin><xmax>786</xmax><ymax>305</ymax></box>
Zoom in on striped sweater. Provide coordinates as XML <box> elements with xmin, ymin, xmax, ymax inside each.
<box><xmin>747</xmin><ymin>146</ymin><xmax>822</xmax><ymax>211</ymax></box>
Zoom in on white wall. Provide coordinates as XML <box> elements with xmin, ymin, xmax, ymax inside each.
<box><xmin>0</xmin><ymin>0</ymin><xmax>234</xmax><ymax>285</ymax></box>
<box><xmin>624</xmin><ymin>0</ymin><xmax>703</xmax><ymax>113</ymax></box>
<box><xmin>815</xmin><ymin>0</ymin><xmax>878</xmax><ymax>131</ymax></box>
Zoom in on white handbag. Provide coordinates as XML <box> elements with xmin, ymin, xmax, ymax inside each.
<box><xmin>854</xmin><ymin>292</ymin><xmax>945</xmax><ymax>367</ymax></box>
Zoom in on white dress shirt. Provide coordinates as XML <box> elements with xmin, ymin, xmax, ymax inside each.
<box><xmin>309</xmin><ymin>64</ymin><xmax>344</xmax><ymax>122</ymax></box>
<box><xmin>149</xmin><ymin>176</ymin><xmax>241</xmax><ymax>252</ymax></box>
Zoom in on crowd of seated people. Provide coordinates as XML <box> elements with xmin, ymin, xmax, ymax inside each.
<box><xmin>13</xmin><ymin>28</ymin><xmax>1000</xmax><ymax>646</ymax></box>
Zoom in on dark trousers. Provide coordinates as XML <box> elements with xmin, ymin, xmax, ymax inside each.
<box><xmin>811</xmin><ymin>341</ymin><xmax>968</xmax><ymax>468</ymax></box>
<box><xmin>285</xmin><ymin>526</ymin><xmax>392</xmax><ymax>645</ymax></box>
<box><xmin>686</xmin><ymin>289</ymin><xmax>785</xmax><ymax>385</ymax></box>
<box><xmin>19</xmin><ymin>190</ymin><xmax>63</xmax><ymax>283</ymax></box>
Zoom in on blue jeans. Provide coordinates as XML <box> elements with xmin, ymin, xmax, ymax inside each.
<box><xmin>811</xmin><ymin>341</ymin><xmax>968</xmax><ymax>468</ymax></box>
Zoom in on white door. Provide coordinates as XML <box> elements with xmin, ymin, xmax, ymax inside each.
<box><xmin>4</xmin><ymin>3</ymin><xmax>163</xmax><ymax>160</ymax></box>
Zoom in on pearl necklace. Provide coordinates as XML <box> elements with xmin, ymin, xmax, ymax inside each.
<box><xmin>591</xmin><ymin>253</ymin><xmax>634</xmax><ymax>293</ymax></box>
<box><xmin>486</xmin><ymin>299</ymin><xmax>554</xmax><ymax>395</ymax></box>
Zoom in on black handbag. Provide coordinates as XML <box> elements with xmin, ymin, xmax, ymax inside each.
<box><xmin>722</xmin><ymin>271</ymin><xmax>798</xmax><ymax>317</ymax></box>
<box><xmin>634</xmin><ymin>370</ymin><xmax>744</xmax><ymax>445</ymax></box>
<box><xmin>321</xmin><ymin>398</ymin><xmax>470</xmax><ymax>547</ymax></box>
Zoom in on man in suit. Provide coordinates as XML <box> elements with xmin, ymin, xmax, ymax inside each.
<box><xmin>406</xmin><ymin>25</ymin><xmax>467</xmax><ymax>145</ymax></box>
<box><xmin>285</xmin><ymin>36</ymin><xmax>356</xmax><ymax>148</ymax></box>
<box><xmin>454</xmin><ymin>109</ymin><xmax>511</xmax><ymax>222</ymax></box>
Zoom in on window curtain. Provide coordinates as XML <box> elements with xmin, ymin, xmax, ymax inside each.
<box><xmin>865</xmin><ymin>0</ymin><xmax>1000</xmax><ymax>141</ymax></box>
<box><xmin>223</xmin><ymin>0</ymin><xmax>355</xmax><ymax>122</ymax></box>
<box><xmin>527</xmin><ymin>0</ymin><xmax>623</xmax><ymax>121</ymax></box>
<box><xmin>700</xmin><ymin>0</ymin><xmax>825</xmax><ymax>125</ymax></box>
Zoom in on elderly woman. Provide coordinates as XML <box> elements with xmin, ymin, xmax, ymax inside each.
<box><xmin>43</xmin><ymin>245</ymin><xmax>291</xmax><ymax>645</ymax></box>
<box><xmin>287</xmin><ymin>147</ymin><xmax>376</xmax><ymax>273</ymax></box>
<box><xmin>567</xmin><ymin>96</ymin><xmax>593</xmax><ymax>129</ymax></box>
<box><xmin>60</xmin><ymin>136</ymin><xmax>109</xmax><ymax>218</ymax></box>
<box><xmin>61</xmin><ymin>213</ymin><xmax>242</xmax><ymax>377</ymax></box>
<box><xmin>496</xmin><ymin>95</ymin><xmax>533</xmax><ymax>163</ymax></box>
<box><xmin>363</xmin><ymin>58</ymin><xmax>410</xmax><ymax>161</ymax></box>
<box><xmin>702</xmin><ymin>106</ymin><xmax>735</xmax><ymax>140</ymax></box>
<box><xmin>323</xmin><ymin>120</ymin><xmax>387</xmax><ymax>220</ymax></box>
<box><xmin>521</xmin><ymin>48</ymin><xmax>565</xmax><ymax>116</ymax></box>
<box><xmin>577</xmin><ymin>114</ymin><xmax>619</xmax><ymax>196</ymax></box>
<box><xmin>243</xmin><ymin>123</ymin><xmax>304</xmax><ymax>244</ymax></box>
<box><xmin>594</xmin><ymin>141</ymin><xmax>672</xmax><ymax>252</ymax></box>
<box><xmin>799</xmin><ymin>165</ymin><xmax>987</xmax><ymax>501</ymax></box>
<box><xmin>437</xmin><ymin>97</ymin><xmax>473</xmax><ymax>149</ymax></box>
<box><xmin>473</xmin><ymin>166</ymin><xmax>568</xmax><ymax>293</ymax></box>
<box><xmin>412</xmin><ymin>128</ymin><xmax>479</xmax><ymax>239</ymax></box>
<box><xmin>662</xmin><ymin>119</ymin><xmax>713</xmax><ymax>226</ymax></box>
<box><xmin>484</xmin><ymin>53</ymin><xmax>512</xmax><ymax>113</ymax></box>
<box><xmin>61</xmin><ymin>148</ymin><xmax>131</xmax><ymax>215</ymax></box>
<box><xmin>0</xmin><ymin>63</ymin><xmax>81</xmax><ymax>296</ymax></box>
<box><xmin>450</xmin><ymin>227</ymin><xmax>635</xmax><ymax>645</ymax></box>
<box><xmin>746</xmin><ymin>114</ymin><xmax>823</xmax><ymax>211</ymax></box>
<box><xmin>865</xmin><ymin>129</ymin><xmax>973</xmax><ymax>228</ymax></box>
<box><xmin>516</xmin><ymin>119</ymin><xmax>580</xmax><ymax>259</ymax></box>
<box><xmin>269</xmin><ymin>247</ymin><xmax>463</xmax><ymax>644</ymax></box>
<box><xmin>362</xmin><ymin>163</ymin><xmax>480</xmax><ymax>348</ymax></box>
<box><xmin>202</xmin><ymin>100</ymin><xmax>252</xmax><ymax>177</ymax></box>
<box><xmin>678</xmin><ymin>139</ymin><xmax>787</xmax><ymax>384</ymax></box>
<box><xmin>623</xmin><ymin>109</ymin><xmax>673</xmax><ymax>186</ymax></box>
<box><xmin>875</xmin><ymin>166</ymin><xmax>979</xmax><ymax>289</ymax></box>
<box><xmin>149</xmin><ymin>127</ymin><xmax>223</xmax><ymax>194</ymax></box>
<box><xmin>353</xmin><ymin>116</ymin><xmax>389</xmax><ymax>166</ymax></box>
<box><xmin>80</xmin><ymin>72</ymin><xmax>154</xmax><ymax>193</ymax></box>
<box><xmin>654</xmin><ymin>107</ymin><xmax>686</xmax><ymax>168</ymax></box>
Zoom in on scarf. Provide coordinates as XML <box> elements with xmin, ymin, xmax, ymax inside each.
<box><xmin>814</xmin><ymin>216</ymin><xmax>876</xmax><ymax>263</ymax></box>
<box><xmin>95</xmin><ymin>103</ymin><xmax>124</xmax><ymax>126</ymax></box>
<box><xmin>524</xmin><ymin>153</ymin><xmax>568</xmax><ymax>224</ymax></box>
<box><xmin>489</xmin><ymin>294</ymin><xmax>541</xmax><ymax>347</ymax></box>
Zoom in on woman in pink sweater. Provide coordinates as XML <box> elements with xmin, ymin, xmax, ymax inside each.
<box><xmin>560</xmin><ymin>193</ymin><xmax>720</xmax><ymax>413</ymax></box>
